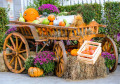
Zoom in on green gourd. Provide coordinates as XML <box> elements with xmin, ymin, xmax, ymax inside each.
<box><xmin>19</xmin><ymin>13</ymin><xmax>25</xmax><ymax>22</ymax></box>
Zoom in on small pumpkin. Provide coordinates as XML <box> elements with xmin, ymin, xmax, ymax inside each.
<box><xmin>70</xmin><ymin>49</ymin><xmax>79</xmax><ymax>56</ymax></box>
<box><xmin>48</xmin><ymin>15</ymin><xmax>55</xmax><ymax>22</ymax></box>
<box><xmin>59</xmin><ymin>21</ymin><xmax>65</xmax><ymax>26</ymax></box>
<box><xmin>28</xmin><ymin>67</ymin><xmax>43</xmax><ymax>77</ymax></box>
<box><xmin>23</xmin><ymin>8</ymin><xmax>39</xmax><ymax>22</ymax></box>
<box><xmin>49</xmin><ymin>22</ymin><xmax>53</xmax><ymax>25</ymax></box>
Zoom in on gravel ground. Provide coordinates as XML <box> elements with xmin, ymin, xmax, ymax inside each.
<box><xmin>0</xmin><ymin>66</ymin><xmax>120</xmax><ymax>84</ymax></box>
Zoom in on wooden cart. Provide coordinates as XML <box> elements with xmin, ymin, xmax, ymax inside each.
<box><xmin>3</xmin><ymin>21</ymin><xmax>118</xmax><ymax>77</ymax></box>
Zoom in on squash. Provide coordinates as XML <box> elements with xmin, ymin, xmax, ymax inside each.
<box><xmin>23</xmin><ymin>8</ymin><xmax>39</xmax><ymax>22</ymax></box>
<box><xmin>70</xmin><ymin>49</ymin><xmax>79</xmax><ymax>56</ymax></box>
<box><xmin>48</xmin><ymin>15</ymin><xmax>55</xmax><ymax>22</ymax></box>
<box><xmin>28</xmin><ymin>67</ymin><xmax>43</xmax><ymax>77</ymax></box>
<box><xmin>49</xmin><ymin>22</ymin><xmax>53</xmax><ymax>25</ymax></box>
<box><xmin>59</xmin><ymin>21</ymin><xmax>65</xmax><ymax>26</ymax></box>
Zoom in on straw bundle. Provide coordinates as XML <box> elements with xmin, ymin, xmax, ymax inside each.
<box><xmin>63</xmin><ymin>55</ymin><xmax>107</xmax><ymax>80</ymax></box>
<box><xmin>0</xmin><ymin>53</ymin><xmax>9</xmax><ymax>72</ymax></box>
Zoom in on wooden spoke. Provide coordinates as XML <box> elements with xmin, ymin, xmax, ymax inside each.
<box><xmin>15</xmin><ymin>57</ymin><xmax>17</xmax><ymax>70</ymax></box>
<box><xmin>9</xmin><ymin>57</ymin><xmax>15</xmax><ymax>65</ymax></box>
<box><xmin>16</xmin><ymin>36</ymin><xmax>18</xmax><ymax>50</ymax></box>
<box><xmin>17</xmin><ymin>57</ymin><xmax>23</xmax><ymax>69</ymax></box>
<box><xmin>6</xmin><ymin>44</ymin><xmax>14</xmax><ymax>51</ymax></box>
<box><xmin>6</xmin><ymin>53</ymin><xmax>13</xmax><ymax>56</ymax></box>
<box><xmin>60</xmin><ymin>63</ymin><xmax>64</xmax><ymax>72</ymax></box>
<box><xmin>10</xmin><ymin>37</ymin><xmax>16</xmax><ymax>49</ymax></box>
<box><xmin>58</xmin><ymin>63</ymin><xmax>62</xmax><ymax>74</ymax></box>
<box><xmin>18</xmin><ymin>41</ymin><xmax>23</xmax><ymax>51</ymax></box>
<box><xmin>108</xmin><ymin>44</ymin><xmax>112</xmax><ymax>52</ymax></box>
<box><xmin>19</xmin><ymin>54</ymin><xmax>26</xmax><ymax>61</ymax></box>
<box><xmin>60</xmin><ymin>59</ymin><xmax>64</xmax><ymax>63</ymax></box>
<box><xmin>19</xmin><ymin>50</ymin><xmax>26</xmax><ymax>54</ymax></box>
<box><xmin>110</xmin><ymin>51</ymin><xmax>114</xmax><ymax>54</ymax></box>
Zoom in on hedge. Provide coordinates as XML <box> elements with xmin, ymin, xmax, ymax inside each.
<box><xmin>0</xmin><ymin>7</ymin><xmax>9</xmax><ymax>51</ymax></box>
<box><xmin>104</xmin><ymin>2</ymin><xmax>120</xmax><ymax>52</ymax></box>
<box><xmin>59</xmin><ymin>3</ymin><xmax>102</xmax><ymax>24</ymax></box>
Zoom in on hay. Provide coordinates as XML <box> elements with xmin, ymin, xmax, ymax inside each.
<box><xmin>0</xmin><ymin>52</ymin><xmax>9</xmax><ymax>72</ymax></box>
<box><xmin>63</xmin><ymin>55</ymin><xmax>107</xmax><ymax>80</ymax></box>
<box><xmin>70</xmin><ymin>14</ymin><xmax>84</xmax><ymax>27</ymax></box>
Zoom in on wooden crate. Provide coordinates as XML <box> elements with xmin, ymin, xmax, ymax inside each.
<box><xmin>77</xmin><ymin>41</ymin><xmax>102</xmax><ymax>64</ymax></box>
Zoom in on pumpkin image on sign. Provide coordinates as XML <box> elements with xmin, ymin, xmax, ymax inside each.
<box><xmin>28</xmin><ymin>67</ymin><xmax>43</xmax><ymax>77</ymax></box>
<box><xmin>70</xmin><ymin>49</ymin><xmax>79</xmax><ymax>56</ymax></box>
<box><xmin>23</xmin><ymin>8</ymin><xmax>39</xmax><ymax>22</ymax></box>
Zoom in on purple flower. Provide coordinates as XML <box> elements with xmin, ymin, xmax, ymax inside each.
<box><xmin>117</xmin><ymin>33</ymin><xmax>120</xmax><ymax>41</ymax></box>
<box><xmin>101</xmin><ymin>52</ymin><xmax>115</xmax><ymax>60</ymax></box>
<box><xmin>38</xmin><ymin>4</ymin><xmax>59</xmax><ymax>14</ymax></box>
<box><xmin>66</xmin><ymin>40</ymin><xmax>71</xmax><ymax>45</ymax></box>
<box><xmin>5</xmin><ymin>26</ymin><xmax>17</xmax><ymax>35</ymax></box>
<box><xmin>34</xmin><ymin>51</ymin><xmax>55</xmax><ymax>65</ymax></box>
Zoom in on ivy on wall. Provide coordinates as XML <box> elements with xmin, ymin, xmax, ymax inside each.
<box><xmin>104</xmin><ymin>2</ymin><xmax>120</xmax><ymax>52</ymax></box>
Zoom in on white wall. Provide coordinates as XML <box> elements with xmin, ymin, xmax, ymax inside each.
<box><xmin>0</xmin><ymin>0</ymin><xmax>120</xmax><ymax>20</ymax></box>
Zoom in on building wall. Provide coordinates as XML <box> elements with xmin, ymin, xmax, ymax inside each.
<box><xmin>0</xmin><ymin>0</ymin><xmax>3</xmax><ymax>7</ymax></box>
<box><xmin>13</xmin><ymin>0</ymin><xmax>21</xmax><ymax>20</ymax></box>
<box><xmin>0</xmin><ymin>0</ymin><xmax>120</xmax><ymax>20</ymax></box>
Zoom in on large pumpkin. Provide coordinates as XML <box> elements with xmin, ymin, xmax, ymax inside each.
<box><xmin>28</xmin><ymin>67</ymin><xmax>43</xmax><ymax>77</ymax></box>
<box><xmin>23</xmin><ymin>8</ymin><xmax>39</xmax><ymax>22</ymax></box>
<box><xmin>70</xmin><ymin>49</ymin><xmax>79</xmax><ymax>56</ymax></box>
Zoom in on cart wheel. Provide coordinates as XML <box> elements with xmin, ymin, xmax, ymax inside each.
<box><xmin>102</xmin><ymin>36</ymin><xmax>118</xmax><ymax>72</ymax></box>
<box><xmin>3</xmin><ymin>32</ymin><xmax>30</xmax><ymax>73</ymax></box>
<box><xmin>53</xmin><ymin>41</ymin><xmax>67</xmax><ymax>77</ymax></box>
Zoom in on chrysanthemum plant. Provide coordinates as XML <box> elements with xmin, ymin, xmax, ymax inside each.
<box><xmin>101</xmin><ymin>52</ymin><xmax>115</xmax><ymax>69</ymax></box>
<box><xmin>38</xmin><ymin>4</ymin><xmax>59</xmax><ymax>14</ymax></box>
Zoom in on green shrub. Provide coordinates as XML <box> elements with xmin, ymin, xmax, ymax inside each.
<box><xmin>0</xmin><ymin>7</ymin><xmax>9</xmax><ymax>51</ymax></box>
<box><xmin>104</xmin><ymin>2</ymin><xmax>120</xmax><ymax>52</ymax></box>
<box><xmin>26</xmin><ymin>0</ymin><xmax>60</xmax><ymax>10</ymax></box>
<box><xmin>59</xmin><ymin>3</ymin><xmax>102</xmax><ymax>24</ymax></box>
<box><xmin>91</xmin><ymin>3</ymin><xmax>102</xmax><ymax>24</ymax></box>
<box><xmin>59</xmin><ymin>4</ymin><xmax>81</xmax><ymax>12</ymax></box>
<box><xmin>24</xmin><ymin>57</ymin><xmax>34</xmax><ymax>70</ymax></box>
<box><xmin>75</xmin><ymin>4</ymin><xmax>95</xmax><ymax>24</ymax></box>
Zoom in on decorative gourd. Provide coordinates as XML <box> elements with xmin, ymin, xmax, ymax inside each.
<box><xmin>43</xmin><ymin>12</ymin><xmax>48</xmax><ymax>16</ymax></box>
<box><xmin>70</xmin><ymin>49</ymin><xmax>79</xmax><ymax>56</ymax></box>
<box><xmin>49</xmin><ymin>22</ymin><xmax>53</xmax><ymax>25</ymax></box>
<box><xmin>19</xmin><ymin>13</ymin><xmax>25</xmax><ymax>22</ymax></box>
<box><xmin>59</xmin><ymin>21</ymin><xmax>65</xmax><ymax>26</ymax></box>
<box><xmin>48</xmin><ymin>15</ymin><xmax>55</xmax><ymax>22</ymax></box>
<box><xmin>28</xmin><ymin>67</ymin><xmax>43</xmax><ymax>77</ymax></box>
<box><xmin>23</xmin><ymin>8</ymin><xmax>39</xmax><ymax>22</ymax></box>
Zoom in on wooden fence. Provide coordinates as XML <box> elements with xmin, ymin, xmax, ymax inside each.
<box><xmin>24</xmin><ymin>0</ymin><xmax>119</xmax><ymax>7</ymax></box>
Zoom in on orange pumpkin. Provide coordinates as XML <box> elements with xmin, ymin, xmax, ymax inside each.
<box><xmin>70</xmin><ymin>49</ymin><xmax>79</xmax><ymax>56</ymax></box>
<box><xmin>48</xmin><ymin>15</ymin><xmax>55</xmax><ymax>22</ymax></box>
<box><xmin>28</xmin><ymin>67</ymin><xmax>43</xmax><ymax>77</ymax></box>
<box><xmin>49</xmin><ymin>22</ymin><xmax>53</xmax><ymax>25</ymax></box>
<box><xmin>23</xmin><ymin>8</ymin><xmax>39</xmax><ymax>22</ymax></box>
<box><xmin>59</xmin><ymin>21</ymin><xmax>65</xmax><ymax>26</ymax></box>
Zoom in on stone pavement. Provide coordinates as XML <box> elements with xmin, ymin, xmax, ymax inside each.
<box><xmin>0</xmin><ymin>66</ymin><xmax>120</xmax><ymax>84</ymax></box>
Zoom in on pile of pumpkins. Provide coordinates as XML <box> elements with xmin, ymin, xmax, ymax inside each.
<box><xmin>19</xmin><ymin>8</ymin><xmax>70</xmax><ymax>27</ymax></box>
